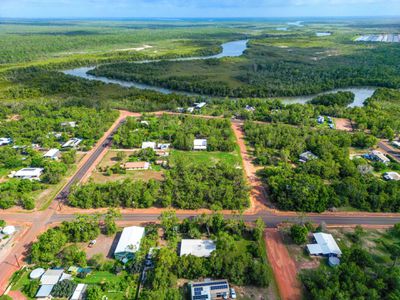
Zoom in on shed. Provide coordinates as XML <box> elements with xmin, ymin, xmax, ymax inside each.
<box><xmin>30</xmin><ymin>268</ymin><xmax>45</xmax><ymax>280</ymax></box>
<box><xmin>70</xmin><ymin>283</ymin><xmax>87</xmax><ymax>300</ymax></box>
<box><xmin>328</xmin><ymin>256</ymin><xmax>340</xmax><ymax>267</ymax></box>
<box><xmin>180</xmin><ymin>239</ymin><xmax>216</xmax><ymax>257</ymax></box>
<box><xmin>307</xmin><ymin>232</ymin><xmax>342</xmax><ymax>257</ymax></box>
<box><xmin>36</xmin><ymin>284</ymin><xmax>54</xmax><ymax>298</ymax></box>
<box><xmin>114</xmin><ymin>226</ymin><xmax>145</xmax><ymax>262</ymax></box>
<box><xmin>193</xmin><ymin>139</ymin><xmax>207</xmax><ymax>151</ymax></box>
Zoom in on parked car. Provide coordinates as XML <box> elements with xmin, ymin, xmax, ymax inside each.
<box><xmin>230</xmin><ymin>288</ymin><xmax>237</xmax><ymax>299</ymax></box>
<box><xmin>88</xmin><ymin>240</ymin><xmax>96</xmax><ymax>248</ymax></box>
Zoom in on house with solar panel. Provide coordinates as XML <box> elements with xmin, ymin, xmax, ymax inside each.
<box><xmin>189</xmin><ymin>279</ymin><xmax>230</xmax><ymax>300</ymax></box>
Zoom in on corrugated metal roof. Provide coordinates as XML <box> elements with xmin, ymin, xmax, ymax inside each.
<box><xmin>114</xmin><ymin>226</ymin><xmax>145</xmax><ymax>255</ymax></box>
<box><xmin>307</xmin><ymin>233</ymin><xmax>342</xmax><ymax>256</ymax></box>
<box><xmin>36</xmin><ymin>284</ymin><xmax>54</xmax><ymax>298</ymax></box>
<box><xmin>180</xmin><ymin>239</ymin><xmax>216</xmax><ymax>257</ymax></box>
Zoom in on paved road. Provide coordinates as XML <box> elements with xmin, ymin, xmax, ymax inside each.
<box><xmin>48</xmin><ymin>211</ymin><xmax>400</xmax><ymax>227</ymax></box>
<box><xmin>379</xmin><ymin>141</ymin><xmax>400</xmax><ymax>163</ymax></box>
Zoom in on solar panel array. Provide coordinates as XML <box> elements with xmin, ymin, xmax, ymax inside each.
<box><xmin>192</xmin><ymin>280</ymin><xmax>228</xmax><ymax>287</ymax></box>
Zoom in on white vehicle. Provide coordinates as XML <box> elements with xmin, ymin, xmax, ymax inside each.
<box><xmin>230</xmin><ymin>288</ymin><xmax>237</xmax><ymax>299</ymax></box>
<box><xmin>88</xmin><ymin>240</ymin><xmax>97</xmax><ymax>248</ymax></box>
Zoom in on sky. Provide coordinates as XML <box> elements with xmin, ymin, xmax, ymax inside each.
<box><xmin>0</xmin><ymin>0</ymin><xmax>399</xmax><ymax>18</ymax></box>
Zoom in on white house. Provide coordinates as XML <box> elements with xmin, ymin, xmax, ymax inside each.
<box><xmin>62</xmin><ymin>138</ymin><xmax>82</xmax><ymax>148</ymax></box>
<box><xmin>12</xmin><ymin>168</ymin><xmax>44</xmax><ymax>180</ymax></box>
<box><xmin>141</xmin><ymin>141</ymin><xmax>156</xmax><ymax>150</ymax></box>
<box><xmin>43</xmin><ymin>148</ymin><xmax>61</xmax><ymax>160</ymax></box>
<box><xmin>307</xmin><ymin>232</ymin><xmax>342</xmax><ymax>257</ymax></box>
<box><xmin>122</xmin><ymin>162</ymin><xmax>150</xmax><ymax>170</ymax></box>
<box><xmin>180</xmin><ymin>239</ymin><xmax>216</xmax><ymax>257</ymax></box>
<box><xmin>114</xmin><ymin>226</ymin><xmax>145</xmax><ymax>262</ymax></box>
<box><xmin>0</xmin><ymin>137</ymin><xmax>12</xmax><ymax>146</ymax></box>
<box><xmin>193</xmin><ymin>139</ymin><xmax>207</xmax><ymax>150</ymax></box>
<box><xmin>384</xmin><ymin>172</ymin><xmax>400</xmax><ymax>181</ymax></box>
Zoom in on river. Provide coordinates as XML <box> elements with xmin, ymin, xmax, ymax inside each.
<box><xmin>63</xmin><ymin>39</ymin><xmax>376</xmax><ymax>107</ymax></box>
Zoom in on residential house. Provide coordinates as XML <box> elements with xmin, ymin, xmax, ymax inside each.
<box><xmin>193</xmin><ymin>139</ymin><xmax>207</xmax><ymax>151</ymax></box>
<box><xmin>180</xmin><ymin>239</ymin><xmax>216</xmax><ymax>257</ymax></box>
<box><xmin>0</xmin><ymin>137</ymin><xmax>12</xmax><ymax>146</ymax></box>
<box><xmin>366</xmin><ymin>150</ymin><xmax>390</xmax><ymax>164</ymax></box>
<box><xmin>36</xmin><ymin>269</ymin><xmax>64</xmax><ymax>298</ymax></box>
<box><xmin>187</xmin><ymin>107</ymin><xmax>195</xmax><ymax>113</ymax></box>
<box><xmin>299</xmin><ymin>151</ymin><xmax>318</xmax><ymax>163</ymax></box>
<box><xmin>141</xmin><ymin>141</ymin><xmax>156</xmax><ymax>149</ymax></box>
<box><xmin>12</xmin><ymin>168</ymin><xmax>44</xmax><ymax>180</ymax></box>
<box><xmin>122</xmin><ymin>162</ymin><xmax>150</xmax><ymax>170</ymax></box>
<box><xmin>189</xmin><ymin>279</ymin><xmax>230</xmax><ymax>300</ymax></box>
<box><xmin>114</xmin><ymin>226</ymin><xmax>145</xmax><ymax>262</ymax></box>
<box><xmin>62</xmin><ymin>138</ymin><xmax>82</xmax><ymax>148</ymax></box>
<box><xmin>43</xmin><ymin>148</ymin><xmax>61</xmax><ymax>160</ymax></box>
<box><xmin>244</xmin><ymin>105</ymin><xmax>255</xmax><ymax>112</ymax></box>
<box><xmin>307</xmin><ymin>232</ymin><xmax>342</xmax><ymax>257</ymax></box>
<box><xmin>383</xmin><ymin>172</ymin><xmax>400</xmax><ymax>181</ymax></box>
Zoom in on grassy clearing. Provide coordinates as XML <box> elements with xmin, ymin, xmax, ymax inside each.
<box><xmin>171</xmin><ymin>148</ymin><xmax>242</xmax><ymax>167</ymax></box>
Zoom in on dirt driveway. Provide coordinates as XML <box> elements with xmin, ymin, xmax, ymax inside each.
<box><xmin>264</xmin><ymin>229</ymin><xmax>301</xmax><ymax>300</ymax></box>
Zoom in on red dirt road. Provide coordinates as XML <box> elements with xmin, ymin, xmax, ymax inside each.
<box><xmin>265</xmin><ymin>229</ymin><xmax>301</xmax><ymax>300</ymax></box>
<box><xmin>231</xmin><ymin>122</ymin><xmax>268</xmax><ymax>213</ymax></box>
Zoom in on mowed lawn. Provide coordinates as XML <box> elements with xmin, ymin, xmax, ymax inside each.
<box><xmin>171</xmin><ymin>146</ymin><xmax>242</xmax><ymax>167</ymax></box>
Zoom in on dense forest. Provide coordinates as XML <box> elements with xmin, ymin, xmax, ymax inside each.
<box><xmin>113</xmin><ymin>114</ymin><xmax>236</xmax><ymax>152</ymax></box>
<box><xmin>69</xmin><ymin>156</ymin><xmax>249</xmax><ymax>210</ymax></box>
<box><xmin>89</xmin><ymin>36</ymin><xmax>400</xmax><ymax>98</ymax></box>
<box><xmin>310</xmin><ymin>91</ymin><xmax>355</xmax><ymax>107</ymax></box>
<box><xmin>244</xmin><ymin>122</ymin><xmax>400</xmax><ymax>212</ymax></box>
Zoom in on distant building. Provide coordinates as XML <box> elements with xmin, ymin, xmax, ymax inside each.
<box><xmin>244</xmin><ymin>105</ymin><xmax>255</xmax><ymax>112</ymax></box>
<box><xmin>307</xmin><ymin>232</ymin><xmax>342</xmax><ymax>257</ymax></box>
<box><xmin>383</xmin><ymin>172</ymin><xmax>400</xmax><ymax>181</ymax></box>
<box><xmin>141</xmin><ymin>141</ymin><xmax>156</xmax><ymax>149</ymax></box>
<box><xmin>62</xmin><ymin>138</ymin><xmax>82</xmax><ymax>148</ymax></box>
<box><xmin>122</xmin><ymin>162</ymin><xmax>150</xmax><ymax>170</ymax></box>
<box><xmin>392</xmin><ymin>141</ymin><xmax>400</xmax><ymax>148</ymax></box>
<box><xmin>70</xmin><ymin>284</ymin><xmax>87</xmax><ymax>300</ymax></box>
<box><xmin>299</xmin><ymin>151</ymin><xmax>318</xmax><ymax>163</ymax></box>
<box><xmin>60</xmin><ymin>121</ymin><xmax>77</xmax><ymax>128</ymax></box>
<box><xmin>157</xmin><ymin>143</ymin><xmax>170</xmax><ymax>150</ymax></box>
<box><xmin>0</xmin><ymin>137</ymin><xmax>12</xmax><ymax>146</ymax></box>
<box><xmin>114</xmin><ymin>226</ymin><xmax>145</xmax><ymax>262</ymax></box>
<box><xmin>194</xmin><ymin>139</ymin><xmax>207</xmax><ymax>151</ymax></box>
<box><xmin>43</xmin><ymin>148</ymin><xmax>61</xmax><ymax>160</ymax></box>
<box><xmin>194</xmin><ymin>102</ymin><xmax>207</xmax><ymax>109</ymax></box>
<box><xmin>140</xmin><ymin>120</ymin><xmax>150</xmax><ymax>126</ymax></box>
<box><xmin>365</xmin><ymin>150</ymin><xmax>390</xmax><ymax>164</ymax></box>
<box><xmin>189</xmin><ymin>279</ymin><xmax>230</xmax><ymax>300</ymax></box>
<box><xmin>187</xmin><ymin>107</ymin><xmax>195</xmax><ymax>113</ymax></box>
<box><xmin>12</xmin><ymin>168</ymin><xmax>44</xmax><ymax>180</ymax></box>
<box><xmin>180</xmin><ymin>239</ymin><xmax>216</xmax><ymax>257</ymax></box>
<box><xmin>156</xmin><ymin>150</ymin><xmax>169</xmax><ymax>157</ymax></box>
